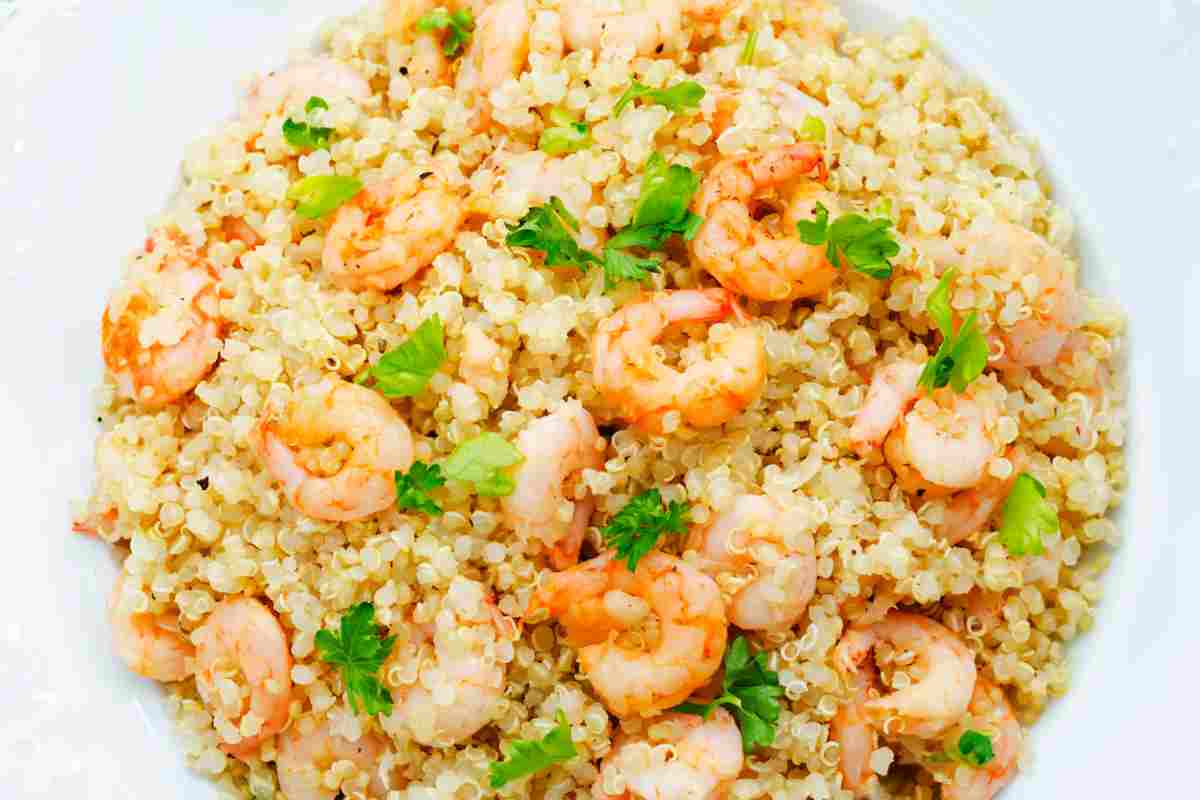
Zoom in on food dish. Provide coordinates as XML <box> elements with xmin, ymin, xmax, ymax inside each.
<box><xmin>51</xmin><ymin>0</ymin><xmax>1142</xmax><ymax>796</ymax></box>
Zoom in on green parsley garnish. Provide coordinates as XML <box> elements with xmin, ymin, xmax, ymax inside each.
<box><xmin>287</xmin><ymin>175</ymin><xmax>363</xmax><ymax>219</ymax></box>
<box><xmin>394</xmin><ymin>461</ymin><xmax>446</xmax><ymax>515</ymax></box>
<box><xmin>365</xmin><ymin>315</ymin><xmax>447</xmax><ymax>398</ymax></box>
<box><xmin>796</xmin><ymin>201</ymin><xmax>900</xmax><ymax>279</ymax></box>
<box><xmin>797</xmin><ymin>114</ymin><xmax>826</xmax><ymax>143</ymax></box>
<box><xmin>998</xmin><ymin>472</ymin><xmax>1057</xmax><ymax>556</ymax></box>
<box><xmin>282</xmin><ymin>96</ymin><xmax>334</xmax><ymax>150</ymax></box>
<box><xmin>415</xmin><ymin>7</ymin><xmax>475</xmax><ymax>57</ymax></box>
<box><xmin>314</xmin><ymin>602</ymin><xmax>396</xmax><ymax>716</ymax></box>
<box><xmin>740</xmin><ymin>27</ymin><xmax>760</xmax><ymax>65</ymax></box>
<box><xmin>443</xmin><ymin>433</ymin><xmax>524</xmax><ymax>497</ymax></box>
<box><xmin>916</xmin><ymin>268</ymin><xmax>991</xmax><ymax>392</ymax></box>
<box><xmin>488</xmin><ymin>710</ymin><xmax>578</xmax><ymax>788</ymax></box>
<box><xmin>601</xmin><ymin>488</ymin><xmax>690</xmax><ymax>571</ymax></box>
<box><xmin>539</xmin><ymin>108</ymin><xmax>593</xmax><ymax>156</ymax></box>
<box><xmin>505</xmin><ymin>197</ymin><xmax>602</xmax><ymax>271</ymax></box>
<box><xmin>675</xmin><ymin>636</ymin><xmax>785</xmax><ymax>753</ymax></box>
<box><xmin>955</xmin><ymin>730</ymin><xmax>996</xmax><ymax>767</ymax></box>
<box><xmin>613</xmin><ymin>80</ymin><xmax>706</xmax><ymax>116</ymax></box>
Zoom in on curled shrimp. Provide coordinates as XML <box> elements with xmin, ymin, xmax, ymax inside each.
<box><xmin>593</xmin><ymin>709</ymin><xmax>743</xmax><ymax>800</ymax></box>
<box><xmin>109</xmin><ymin>571</ymin><xmax>194</xmax><ymax>683</ymax></box>
<box><xmin>937</xmin><ymin>679</ymin><xmax>1022</xmax><ymax>800</ymax></box>
<box><xmin>939</xmin><ymin>448</ymin><xmax>1028</xmax><ymax>545</ymax></box>
<box><xmin>322</xmin><ymin>169</ymin><xmax>465</xmax><ymax>292</ymax></box>
<box><xmin>562</xmin><ymin>0</ymin><xmax>684</xmax><ymax>57</ymax></box>
<box><xmin>847</xmin><ymin>358</ymin><xmax>923</xmax><ymax>457</ymax></box>
<box><xmin>277</xmin><ymin>717</ymin><xmax>394</xmax><ymax>800</ymax></box>
<box><xmin>387</xmin><ymin>580</ymin><xmax>517</xmax><ymax>746</ymax></box>
<box><xmin>884</xmin><ymin>389</ymin><xmax>1001</xmax><ymax>496</ymax></box>
<box><xmin>502</xmin><ymin>401</ymin><xmax>605</xmax><ymax>569</ymax></box>
<box><xmin>456</xmin><ymin>0</ymin><xmax>531</xmax><ymax>99</ymax></box>
<box><xmin>687</xmin><ymin>494</ymin><xmax>817</xmax><ymax>631</ymax></box>
<box><xmin>240</xmin><ymin>57</ymin><xmax>371</xmax><ymax>120</ymax></box>
<box><xmin>530</xmin><ymin>551</ymin><xmax>727</xmax><ymax>718</ymax></box>
<box><xmin>252</xmin><ymin>378</ymin><xmax>415</xmax><ymax>522</ymax></box>
<box><xmin>592</xmin><ymin>289</ymin><xmax>766</xmax><ymax>434</ymax></box>
<box><xmin>101</xmin><ymin>230</ymin><xmax>223</xmax><ymax>408</ymax></box>
<box><xmin>193</xmin><ymin>597</ymin><xmax>293</xmax><ymax>758</ymax></box>
<box><xmin>690</xmin><ymin>144</ymin><xmax>836</xmax><ymax>302</ymax></box>
<box><xmin>833</xmin><ymin>612</ymin><xmax>976</xmax><ymax>742</ymax></box>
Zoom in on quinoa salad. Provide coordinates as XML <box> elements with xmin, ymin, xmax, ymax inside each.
<box><xmin>77</xmin><ymin>1</ymin><xmax>1128</xmax><ymax>798</ymax></box>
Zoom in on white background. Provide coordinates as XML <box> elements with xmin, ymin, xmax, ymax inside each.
<box><xmin>0</xmin><ymin>1</ymin><xmax>1195</xmax><ymax>797</ymax></box>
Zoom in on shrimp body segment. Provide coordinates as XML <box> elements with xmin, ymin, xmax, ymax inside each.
<box><xmin>277</xmin><ymin>718</ymin><xmax>393</xmax><ymax>800</ymax></box>
<box><xmin>322</xmin><ymin>171</ymin><xmax>466</xmax><ymax>292</ymax></box>
<box><xmin>594</xmin><ymin>709</ymin><xmax>743</xmax><ymax>800</ymax></box>
<box><xmin>563</xmin><ymin>0</ymin><xmax>684</xmax><ymax>57</ymax></box>
<box><xmin>193</xmin><ymin>597</ymin><xmax>293</xmax><ymax>758</ymax></box>
<box><xmin>109</xmin><ymin>572</ymin><xmax>195</xmax><ymax>683</ymax></box>
<box><xmin>252</xmin><ymin>378</ymin><xmax>414</xmax><ymax>522</ymax></box>
<box><xmin>240</xmin><ymin>57</ymin><xmax>371</xmax><ymax>120</ymax></box>
<box><xmin>102</xmin><ymin>231</ymin><xmax>223</xmax><ymax>408</ymax></box>
<box><xmin>456</xmin><ymin>0</ymin><xmax>532</xmax><ymax>98</ymax></box>
<box><xmin>688</xmin><ymin>494</ymin><xmax>817</xmax><ymax>631</ymax></box>
<box><xmin>502</xmin><ymin>401</ymin><xmax>605</xmax><ymax>569</ymax></box>
<box><xmin>848</xmin><ymin>359</ymin><xmax>923</xmax><ymax>457</ymax></box>
<box><xmin>884</xmin><ymin>391</ymin><xmax>1000</xmax><ymax>495</ymax></box>
<box><xmin>531</xmin><ymin>551</ymin><xmax>727</xmax><ymax>718</ymax></box>
<box><xmin>690</xmin><ymin>144</ymin><xmax>835</xmax><ymax>302</ymax></box>
<box><xmin>592</xmin><ymin>289</ymin><xmax>766</xmax><ymax>434</ymax></box>
<box><xmin>938</xmin><ymin>679</ymin><xmax>1022</xmax><ymax>800</ymax></box>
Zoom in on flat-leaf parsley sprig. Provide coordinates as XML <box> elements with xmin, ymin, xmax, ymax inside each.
<box><xmin>505</xmin><ymin>197</ymin><xmax>602</xmax><ymax>272</ymax></box>
<box><xmin>796</xmin><ymin>201</ymin><xmax>901</xmax><ymax>279</ymax></box>
<box><xmin>613</xmin><ymin>79</ymin><xmax>706</xmax><ymax>116</ymax></box>
<box><xmin>282</xmin><ymin>96</ymin><xmax>334</xmax><ymax>150</ymax></box>
<box><xmin>998</xmin><ymin>472</ymin><xmax>1058</xmax><ymax>556</ymax></box>
<box><xmin>674</xmin><ymin>636</ymin><xmax>784</xmax><ymax>753</ymax></box>
<box><xmin>601</xmin><ymin>488</ymin><xmax>690</xmax><ymax>571</ymax></box>
<box><xmin>917</xmin><ymin>268</ymin><xmax>991</xmax><ymax>393</ymax></box>
<box><xmin>488</xmin><ymin>710</ymin><xmax>578</xmax><ymax>788</ymax></box>
<box><xmin>415</xmin><ymin>7</ymin><xmax>475</xmax><ymax>57</ymax></box>
<box><xmin>315</xmin><ymin>602</ymin><xmax>396</xmax><ymax>716</ymax></box>
<box><xmin>392</xmin><ymin>433</ymin><xmax>525</xmax><ymax>515</ymax></box>
<box><xmin>360</xmin><ymin>314</ymin><xmax>447</xmax><ymax>398</ymax></box>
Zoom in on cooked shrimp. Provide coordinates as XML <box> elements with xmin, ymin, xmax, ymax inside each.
<box><xmin>592</xmin><ymin>289</ymin><xmax>766</xmax><ymax>433</ymax></box>
<box><xmin>458</xmin><ymin>323</ymin><xmax>509</xmax><ymax>404</ymax></box>
<box><xmin>251</xmin><ymin>378</ymin><xmax>414</xmax><ymax>522</ymax></box>
<box><xmin>388</xmin><ymin>582</ymin><xmax>516</xmax><ymax>746</ymax></box>
<box><xmin>883</xmin><ymin>389</ymin><xmax>1001</xmax><ymax>496</ymax></box>
<box><xmin>938</xmin><ymin>449</ymin><xmax>1028</xmax><ymax>544</ymax></box>
<box><xmin>847</xmin><ymin>359</ymin><xmax>923</xmax><ymax>457</ymax></box>
<box><xmin>456</xmin><ymin>0</ymin><xmax>531</xmax><ymax>99</ymax></box>
<box><xmin>938</xmin><ymin>679</ymin><xmax>1022</xmax><ymax>800</ymax></box>
<box><xmin>277</xmin><ymin>717</ymin><xmax>393</xmax><ymax>800</ymax></box>
<box><xmin>503</xmin><ymin>401</ymin><xmax>605</xmax><ymax>569</ymax></box>
<box><xmin>833</xmin><ymin>612</ymin><xmax>976</xmax><ymax>740</ymax></box>
<box><xmin>322</xmin><ymin>169</ymin><xmax>465</xmax><ymax>292</ymax></box>
<box><xmin>101</xmin><ymin>230</ymin><xmax>223</xmax><ymax>408</ymax></box>
<box><xmin>193</xmin><ymin>597</ymin><xmax>293</xmax><ymax>758</ymax></box>
<box><xmin>562</xmin><ymin>0</ymin><xmax>684</xmax><ymax>57</ymax></box>
<box><xmin>240</xmin><ymin>57</ymin><xmax>371</xmax><ymax>120</ymax></box>
<box><xmin>688</xmin><ymin>494</ymin><xmax>817</xmax><ymax>631</ymax></box>
<box><xmin>831</xmin><ymin>684</ymin><xmax>880</xmax><ymax>798</ymax></box>
<box><xmin>109</xmin><ymin>572</ymin><xmax>194</xmax><ymax>683</ymax></box>
<box><xmin>593</xmin><ymin>709</ymin><xmax>743</xmax><ymax>800</ymax></box>
<box><xmin>921</xmin><ymin>218</ymin><xmax>1083</xmax><ymax>370</ymax></box>
<box><xmin>690</xmin><ymin>144</ymin><xmax>836</xmax><ymax>302</ymax></box>
<box><xmin>530</xmin><ymin>551</ymin><xmax>727</xmax><ymax>718</ymax></box>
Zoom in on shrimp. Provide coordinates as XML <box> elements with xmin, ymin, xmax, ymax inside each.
<box><xmin>503</xmin><ymin>401</ymin><xmax>605</xmax><ymax>569</ymax></box>
<box><xmin>529</xmin><ymin>551</ymin><xmax>727</xmax><ymax>718</ymax></box>
<box><xmin>109</xmin><ymin>572</ymin><xmax>194</xmax><ymax>683</ymax></box>
<box><xmin>562</xmin><ymin>0</ymin><xmax>684</xmax><ymax>57</ymax></box>
<box><xmin>101</xmin><ymin>230</ymin><xmax>223</xmax><ymax>408</ymax></box>
<box><xmin>277</xmin><ymin>717</ymin><xmax>394</xmax><ymax>800</ymax></box>
<box><xmin>592</xmin><ymin>289</ymin><xmax>766</xmax><ymax>434</ymax></box>
<box><xmin>456</xmin><ymin>0</ymin><xmax>531</xmax><ymax>99</ymax></box>
<box><xmin>938</xmin><ymin>449</ymin><xmax>1028</xmax><ymax>545</ymax></box>
<box><xmin>847</xmin><ymin>359</ymin><xmax>923</xmax><ymax>457</ymax></box>
<box><xmin>687</xmin><ymin>494</ymin><xmax>817</xmax><ymax>631</ymax></box>
<box><xmin>458</xmin><ymin>323</ymin><xmax>510</xmax><ymax>406</ymax></box>
<box><xmin>251</xmin><ymin>378</ymin><xmax>414</xmax><ymax>522</ymax></box>
<box><xmin>883</xmin><ymin>389</ymin><xmax>1001</xmax><ymax>496</ymax></box>
<box><xmin>387</xmin><ymin>580</ymin><xmax>517</xmax><ymax>746</ymax></box>
<box><xmin>690</xmin><ymin>144</ymin><xmax>837</xmax><ymax>302</ymax></box>
<box><xmin>593</xmin><ymin>709</ymin><xmax>743</xmax><ymax>800</ymax></box>
<box><xmin>384</xmin><ymin>0</ymin><xmax>450</xmax><ymax>88</ymax></box>
<box><xmin>240</xmin><ymin>57</ymin><xmax>371</xmax><ymax>120</ymax></box>
<box><xmin>920</xmin><ymin>218</ymin><xmax>1083</xmax><ymax>370</ymax></box>
<box><xmin>322</xmin><ymin>169</ymin><xmax>465</xmax><ymax>292</ymax></box>
<box><xmin>833</xmin><ymin>612</ymin><xmax>976</xmax><ymax>741</ymax></box>
<box><xmin>193</xmin><ymin>597</ymin><xmax>293</xmax><ymax>758</ymax></box>
<box><xmin>937</xmin><ymin>679</ymin><xmax>1022</xmax><ymax>800</ymax></box>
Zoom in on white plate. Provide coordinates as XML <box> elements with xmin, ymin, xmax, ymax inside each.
<box><xmin>0</xmin><ymin>1</ymin><xmax>1195</xmax><ymax>797</ymax></box>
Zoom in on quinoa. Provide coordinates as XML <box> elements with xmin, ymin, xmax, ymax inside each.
<box><xmin>81</xmin><ymin>1</ymin><xmax>1127</xmax><ymax>798</ymax></box>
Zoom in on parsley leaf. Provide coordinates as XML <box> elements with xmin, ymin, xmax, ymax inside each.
<box><xmin>287</xmin><ymin>175</ymin><xmax>363</xmax><ymax>219</ymax></box>
<box><xmin>601</xmin><ymin>247</ymin><xmax>662</xmax><ymax>288</ymax></box>
<box><xmin>488</xmin><ymin>710</ymin><xmax>577</xmax><ymax>788</ymax></box>
<box><xmin>394</xmin><ymin>461</ymin><xmax>445</xmax><ymax>515</ymax></box>
<box><xmin>796</xmin><ymin>202</ymin><xmax>900</xmax><ymax>279</ymax></box>
<box><xmin>367</xmin><ymin>315</ymin><xmax>447</xmax><ymax>398</ymax></box>
<box><xmin>998</xmin><ymin>472</ymin><xmax>1057</xmax><ymax>556</ymax></box>
<box><xmin>601</xmin><ymin>488</ymin><xmax>690</xmax><ymax>571</ymax></box>
<box><xmin>674</xmin><ymin>636</ymin><xmax>785</xmax><ymax>753</ymax></box>
<box><xmin>539</xmin><ymin>108</ymin><xmax>593</xmax><ymax>155</ymax></box>
<box><xmin>956</xmin><ymin>730</ymin><xmax>996</xmax><ymax>767</ymax></box>
<box><xmin>315</xmin><ymin>602</ymin><xmax>396</xmax><ymax>716</ymax></box>
<box><xmin>917</xmin><ymin>268</ymin><xmax>991</xmax><ymax>393</ymax></box>
<box><xmin>797</xmin><ymin>114</ymin><xmax>826</xmax><ymax>143</ymax></box>
<box><xmin>282</xmin><ymin>95</ymin><xmax>334</xmax><ymax>150</ymax></box>
<box><xmin>740</xmin><ymin>27</ymin><xmax>759</xmax><ymax>65</ymax></box>
<box><xmin>443</xmin><ymin>433</ymin><xmax>524</xmax><ymax>497</ymax></box>
<box><xmin>613</xmin><ymin>80</ymin><xmax>706</xmax><ymax>116</ymax></box>
<box><xmin>415</xmin><ymin>7</ymin><xmax>475</xmax><ymax>57</ymax></box>
<box><xmin>505</xmin><ymin>197</ymin><xmax>603</xmax><ymax>271</ymax></box>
